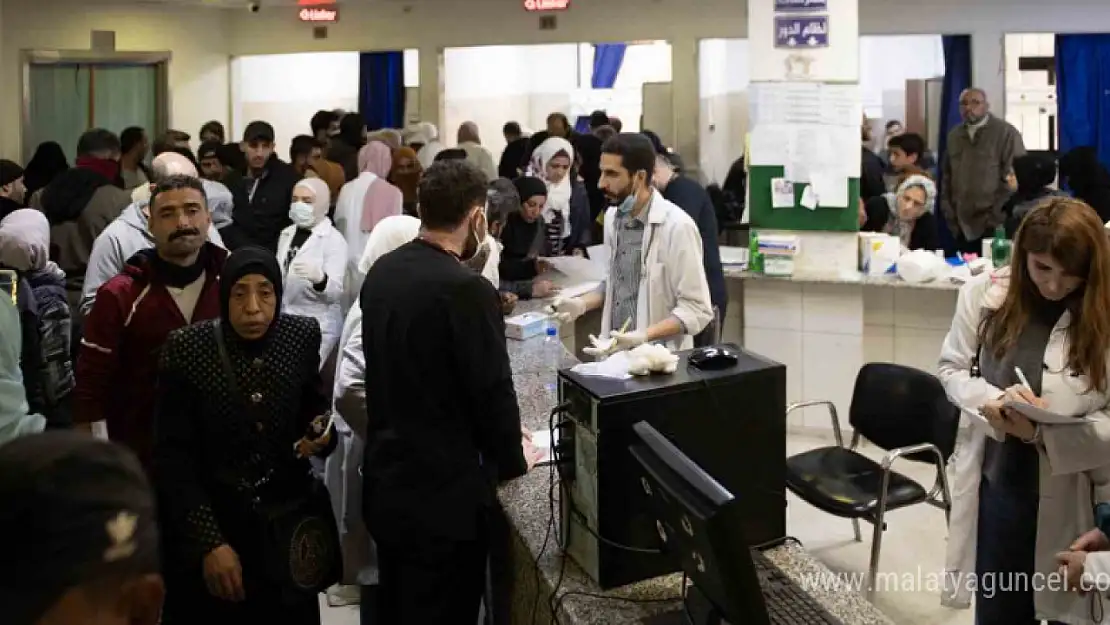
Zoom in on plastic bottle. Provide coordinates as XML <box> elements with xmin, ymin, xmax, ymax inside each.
<box><xmin>544</xmin><ymin>324</ymin><xmax>560</xmax><ymax>394</ymax></box>
<box><xmin>748</xmin><ymin>231</ymin><xmax>763</xmax><ymax>274</ymax></box>
<box><xmin>990</xmin><ymin>225</ymin><xmax>1012</xmax><ymax>269</ymax></box>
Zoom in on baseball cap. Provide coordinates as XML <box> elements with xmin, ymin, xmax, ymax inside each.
<box><xmin>0</xmin><ymin>432</ymin><xmax>159</xmax><ymax>625</ymax></box>
<box><xmin>0</xmin><ymin>160</ymin><xmax>24</xmax><ymax>187</ymax></box>
<box><xmin>243</xmin><ymin>120</ymin><xmax>276</xmax><ymax>143</ymax></box>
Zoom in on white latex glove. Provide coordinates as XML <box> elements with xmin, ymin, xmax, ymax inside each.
<box><xmin>611</xmin><ymin>330</ymin><xmax>647</xmax><ymax>351</ymax></box>
<box><xmin>546</xmin><ymin>297</ymin><xmax>586</xmax><ymax>326</ymax></box>
<box><xmin>291</xmin><ymin>261</ymin><xmax>325</xmax><ymax>285</ymax></box>
<box><xmin>582</xmin><ymin>333</ymin><xmax>619</xmax><ymax>360</ymax></box>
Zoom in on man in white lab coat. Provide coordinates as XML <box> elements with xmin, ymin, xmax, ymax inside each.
<box><xmin>549</xmin><ymin>133</ymin><xmax>712</xmax><ymax>354</ymax></box>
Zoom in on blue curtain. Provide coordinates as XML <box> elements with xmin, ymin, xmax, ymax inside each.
<box><xmin>937</xmin><ymin>35</ymin><xmax>972</xmax><ymax>254</ymax></box>
<box><xmin>1056</xmin><ymin>34</ymin><xmax>1110</xmax><ymax>164</ymax></box>
<box><xmin>358</xmin><ymin>51</ymin><xmax>405</xmax><ymax>131</ymax></box>
<box><xmin>591</xmin><ymin>43</ymin><xmax>627</xmax><ymax>89</ymax></box>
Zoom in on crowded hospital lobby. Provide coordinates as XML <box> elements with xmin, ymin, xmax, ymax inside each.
<box><xmin>10</xmin><ymin>0</ymin><xmax>1110</xmax><ymax>624</ymax></box>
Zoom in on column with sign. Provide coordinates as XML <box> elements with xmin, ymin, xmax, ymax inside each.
<box><xmin>745</xmin><ymin>0</ymin><xmax>861</xmax><ymax>252</ymax></box>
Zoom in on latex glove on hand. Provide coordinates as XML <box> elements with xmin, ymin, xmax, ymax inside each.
<box><xmin>291</xmin><ymin>261</ymin><xmax>325</xmax><ymax>285</ymax></box>
<box><xmin>547</xmin><ymin>297</ymin><xmax>586</xmax><ymax>326</ymax></box>
<box><xmin>582</xmin><ymin>333</ymin><xmax>620</xmax><ymax>360</ymax></box>
<box><xmin>611</xmin><ymin>330</ymin><xmax>647</xmax><ymax>351</ymax></box>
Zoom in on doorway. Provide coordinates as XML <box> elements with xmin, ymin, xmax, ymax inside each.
<box><xmin>21</xmin><ymin>51</ymin><xmax>169</xmax><ymax>163</ymax></box>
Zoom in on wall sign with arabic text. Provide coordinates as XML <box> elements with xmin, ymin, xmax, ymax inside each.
<box><xmin>774</xmin><ymin>16</ymin><xmax>829</xmax><ymax>49</ymax></box>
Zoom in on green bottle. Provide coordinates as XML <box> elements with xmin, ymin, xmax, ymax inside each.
<box><xmin>749</xmin><ymin>231</ymin><xmax>762</xmax><ymax>274</ymax></box>
<box><xmin>990</xmin><ymin>225</ymin><xmax>1012</xmax><ymax>268</ymax></box>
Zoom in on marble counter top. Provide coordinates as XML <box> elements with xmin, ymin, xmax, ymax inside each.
<box><xmin>724</xmin><ymin>267</ymin><xmax>963</xmax><ymax>291</ymax></box>
<box><xmin>496</xmin><ymin>317</ymin><xmax>896</xmax><ymax>625</ymax></box>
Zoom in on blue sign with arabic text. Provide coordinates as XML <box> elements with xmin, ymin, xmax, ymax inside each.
<box><xmin>774</xmin><ymin>0</ymin><xmax>827</xmax><ymax>11</ymax></box>
<box><xmin>774</xmin><ymin>16</ymin><xmax>829</xmax><ymax>49</ymax></box>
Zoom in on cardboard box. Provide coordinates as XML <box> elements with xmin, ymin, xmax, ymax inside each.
<box><xmin>859</xmin><ymin>233</ymin><xmax>900</xmax><ymax>276</ymax></box>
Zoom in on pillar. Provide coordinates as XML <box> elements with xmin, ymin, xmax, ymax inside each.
<box><xmin>417</xmin><ymin>44</ymin><xmax>442</xmax><ymax>132</ymax></box>
<box><xmin>670</xmin><ymin>36</ymin><xmax>700</xmax><ymax>177</ymax></box>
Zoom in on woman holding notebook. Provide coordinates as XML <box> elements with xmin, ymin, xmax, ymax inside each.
<box><xmin>938</xmin><ymin>197</ymin><xmax>1110</xmax><ymax>625</ymax></box>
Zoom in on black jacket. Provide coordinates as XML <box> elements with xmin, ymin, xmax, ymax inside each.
<box><xmin>498</xmin><ymin>138</ymin><xmax>529</xmax><ymax>179</ymax></box>
<box><xmin>360</xmin><ymin>240</ymin><xmax>527</xmax><ymax>544</ymax></box>
<box><xmin>861</xmin><ymin>147</ymin><xmax>887</xmax><ymax>201</ymax></box>
<box><xmin>498</xmin><ymin>212</ymin><xmax>544</xmax><ymax>282</ymax></box>
<box><xmin>224</xmin><ymin>155</ymin><xmax>300</xmax><ymax>253</ymax></box>
<box><xmin>661</xmin><ymin>176</ymin><xmax>727</xmax><ymax>317</ymax></box>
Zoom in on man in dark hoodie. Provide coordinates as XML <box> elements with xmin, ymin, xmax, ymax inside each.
<box><xmin>220</xmin><ymin>121</ymin><xmax>300</xmax><ymax>253</ymax></box>
<box><xmin>30</xmin><ymin>129</ymin><xmax>133</xmax><ymax>312</ymax></box>
<box><xmin>328</xmin><ymin>113</ymin><xmax>367</xmax><ymax>182</ymax></box>
<box><xmin>0</xmin><ymin>160</ymin><xmax>27</xmax><ymax>221</ymax></box>
<box><xmin>74</xmin><ymin>175</ymin><xmax>227</xmax><ymax>471</ymax></box>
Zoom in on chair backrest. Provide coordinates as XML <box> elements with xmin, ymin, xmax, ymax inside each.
<box><xmin>847</xmin><ymin>363</ymin><xmax>960</xmax><ymax>463</ymax></box>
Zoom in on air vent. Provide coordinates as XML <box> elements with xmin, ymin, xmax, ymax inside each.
<box><xmin>539</xmin><ymin>15</ymin><xmax>557</xmax><ymax>30</ymax></box>
<box><xmin>313</xmin><ymin>26</ymin><xmax>328</xmax><ymax>39</ymax></box>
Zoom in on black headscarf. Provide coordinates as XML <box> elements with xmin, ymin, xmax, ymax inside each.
<box><xmin>219</xmin><ymin>246</ymin><xmax>283</xmax><ymax>340</ymax></box>
<box><xmin>1060</xmin><ymin>146</ymin><xmax>1110</xmax><ymax>222</ymax></box>
<box><xmin>22</xmin><ymin>141</ymin><xmax>69</xmax><ymax>197</ymax></box>
<box><xmin>513</xmin><ymin>176</ymin><xmax>548</xmax><ymax>203</ymax></box>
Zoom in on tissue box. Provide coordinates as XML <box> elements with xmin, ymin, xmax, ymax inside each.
<box><xmin>505</xmin><ymin>311</ymin><xmax>550</xmax><ymax>340</ymax></box>
<box><xmin>859</xmin><ymin>233</ymin><xmax>900</xmax><ymax>276</ymax></box>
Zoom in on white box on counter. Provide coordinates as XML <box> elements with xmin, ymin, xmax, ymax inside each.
<box><xmin>859</xmin><ymin>233</ymin><xmax>900</xmax><ymax>276</ymax></box>
<box><xmin>505</xmin><ymin>311</ymin><xmax>551</xmax><ymax>341</ymax></box>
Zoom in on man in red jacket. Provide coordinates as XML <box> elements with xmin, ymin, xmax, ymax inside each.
<box><xmin>75</xmin><ymin>175</ymin><xmax>228</xmax><ymax>470</ymax></box>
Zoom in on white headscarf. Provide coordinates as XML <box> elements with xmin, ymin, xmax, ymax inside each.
<box><xmin>357</xmin><ymin>215</ymin><xmax>421</xmax><ymax>275</ymax></box>
<box><xmin>533</xmin><ymin>137</ymin><xmax>575</xmax><ymax>240</ymax></box>
<box><xmin>0</xmin><ymin>209</ymin><xmax>50</xmax><ymax>271</ymax></box>
<box><xmin>294</xmin><ymin>177</ymin><xmax>332</xmax><ymax>226</ymax></box>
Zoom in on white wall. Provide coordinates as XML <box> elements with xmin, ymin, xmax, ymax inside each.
<box><xmin>0</xmin><ymin>1</ymin><xmax>230</xmax><ymax>160</ymax></box>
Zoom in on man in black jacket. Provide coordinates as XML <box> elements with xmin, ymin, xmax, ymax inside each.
<box><xmin>652</xmin><ymin>151</ymin><xmax>726</xmax><ymax>345</ymax></box>
<box><xmin>359</xmin><ymin>159</ymin><xmax>537</xmax><ymax>624</ymax></box>
<box><xmin>223</xmin><ymin>121</ymin><xmax>300</xmax><ymax>252</ymax></box>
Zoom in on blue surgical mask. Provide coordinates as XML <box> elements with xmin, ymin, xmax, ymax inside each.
<box><xmin>616</xmin><ymin>181</ymin><xmax>642</xmax><ymax>216</ymax></box>
<box><xmin>289</xmin><ymin>201</ymin><xmax>316</xmax><ymax>228</ymax></box>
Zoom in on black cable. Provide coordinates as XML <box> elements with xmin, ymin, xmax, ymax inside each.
<box><xmin>753</xmin><ymin>535</ymin><xmax>804</xmax><ymax>551</ymax></box>
<box><xmin>681</xmin><ymin>572</ymin><xmax>693</xmax><ymax>623</ymax></box>
<box><xmin>529</xmin><ymin>403</ymin><xmax>571</xmax><ymax>625</ymax></box>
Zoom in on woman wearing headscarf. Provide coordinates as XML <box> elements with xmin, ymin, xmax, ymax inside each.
<box><xmin>388</xmin><ymin>147</ymin><xmax>422</xmax><ymax>217</ymax></box>
<box><xmin>1059</xmin><ymin>146</ymin><xmax>1110</xmax><ymax>223</ymax></box>
<box><xmin>411</xmin><ymin>122</ymin><xmax>446</xmax><ymax>169</ymax></box>
<box><xmin>367</xmin><ymin>129</ymin><xmax>403</xmax><ymax>152</ymax></box>
<box><xmin>334</xmin><ymin>143</ymin><xmax>403</xmax><ymax>307</ymax></box>
<box><xmin>21</xmin><ymin>141</ymin><xmax>68</xmax><ymax>199</ymax></box>
<box><xmin>456</xmin><ymin>122</ymin><xmax>498</xmax><ymax>181</ymax></box>
<box><xmin>326</xmin><ymin>213</ymin><xmax>421</xmax><ymax>620</ymax></box>
<box><xmin>0</xmin><ymin>209</ymin><xmax>73</xmax><ymax>430</ymax></box>
<box><xmin>500</xmin><ymin>177</ymin><xmax>558</xmax><ymax>299</ymax></box>
<box><xmin>860</xmin><ymin>174</ymin><xmax>940</xmax><ymax>251</ymax></box>
<box><xmin>529</xmin><ymin>137</ymin><xmax>591</xmax><ymax>256</ymax></box>
<box><xmin>0</xmin><ymin>285</ymin><xmax>46</xmax><ymax>445</ymax></box>
<box><xmin>329</xmin><ymin>113</ymin><xmax>368</xmax><ymax>182</ymax></box>
<box><xmin>277</xmin><ymin>178</ymin><xmax>348</xmax><ymax>366</ymax></box>
<box><xmin>154</xmin><ymin>246</ymin><xmax>337</xmax><ymax>625</ymax></box>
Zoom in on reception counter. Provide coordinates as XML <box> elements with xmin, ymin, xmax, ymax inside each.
<box><xmin>716</xmin><ymin>270</ymin><xmax>961</xmax><ymax>437</ymax></box>
<box><xmin>495</xmin><ymin>300</ymin><xmax>896</xmax><ymax>625</ymax></box>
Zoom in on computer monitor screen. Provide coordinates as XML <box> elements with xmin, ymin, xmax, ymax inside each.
<box><xmin>628</xmin><ymin>420</ymin><xmax>769</xmax><ymax>625</ymax></box>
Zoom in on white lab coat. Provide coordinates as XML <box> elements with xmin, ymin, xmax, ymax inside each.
<box><xmin>598</xmin><ymin>189</ymin><xmax>713</xmax><ymax>351</ymax></box>
<box><xmin>937</xmin><ymin>267</ymin><xmax>1110</xmax><ymax>623</ymax></box>
<box><xmin>276</xmin><ymin>219</ymin><xmax>348</xmax><ymax>366</ymax></box>
<box><xmin>334</xmin><ymin>172</ymin><xmax>403</xmax><ymax>309</ymax></box>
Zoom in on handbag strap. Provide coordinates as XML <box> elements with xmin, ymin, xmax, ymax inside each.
<box><xmin>213</xmin><ymin>320</ymin><xmax>246</xmax><ymax>407</ymax></box>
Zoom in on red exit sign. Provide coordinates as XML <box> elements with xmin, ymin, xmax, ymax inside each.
<box><xmin>524</xmin><ymin>0</ymin><xmax>570</xmax><ymax>10</ymax></box>
<box><xmin>299</xmin><ymin>7</ymin><xmax>339</xmax><ymax>22</ymax></box>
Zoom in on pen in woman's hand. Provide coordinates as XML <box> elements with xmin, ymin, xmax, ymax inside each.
<box><xmin>1014</xmin><ymin>366</ymin><xmax>1032</xmax><ymax>391</ymax></box>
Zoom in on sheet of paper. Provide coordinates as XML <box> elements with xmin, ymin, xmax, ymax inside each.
<box><xmin>749</xmin><ymin>124</ymin><xmax>792</xmax><ymax>166</ymax></box>
<box><xmin>544</xmin><ymin>254</ymin><xmax>606</xmax><ymax>283</ymax></box>
<box><xmin>771</xmin><ymin>178</ymin><xmax>795</xmax><ymax>208</ymax></box>
<box><xmin>819</xmin><ymin>84</ymin><xmax>863</xmax><ymax>127</ymax></box>
<box><xmin>530</xmin><ymin>429</ymin><xmax>554</xmax><ymax>466</ymax></box>
<box><xmin>799</xmin><ymin>184</ymin><xmax>818</xmax><ymax>210</ymax></box>
<box><xmin>810</xmin><ymin>172</ymin><xmax>849</xmax><ymax>208</ymax></box>
<box><xmin>556</xmin><ymin>281</ymin><xmax>602</xmax><ymax>300</ymax></box>
<box><xmin>1003</xmin><ymin>401</ymin><xmax>1096</xmax><ymax>425</ymax></box>
<box><xmin>751</xmin><ymin>82</ymin><xmax>823</xmax><ymax>125</ymax></box>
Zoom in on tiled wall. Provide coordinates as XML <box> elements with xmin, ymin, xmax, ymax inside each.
<box><xmin>742</xmin><ymin>280</ymin><xmax>958</xmax><ymax>439</ymax></box>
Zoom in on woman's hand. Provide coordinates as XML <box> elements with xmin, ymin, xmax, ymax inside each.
<box><xmin>532</xmin><ymin>280</ymin><xmax>559</xmax><ymax>299</ymax></box>
<box><xmin>1003</xmin><ymin>384</ymin><xmax>1047</xmax><ymax>409</ymax></box>
<box><xmin>204</xmin><ymin>544</ymin><xmax>245</xmax><ymax>602</ymax></box>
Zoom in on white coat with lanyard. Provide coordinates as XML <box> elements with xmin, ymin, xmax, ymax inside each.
<box><xmin>937</xmin><ymin>267</ymin><xmax>1110</xmax><ymax>624</ymax></box>
<box><xmin>276</xmin><ymin>218</ymin><xmax>348</xmax><ymax>367</ymax></box>
<box><xmin>598</xmin><ymin>188</ymin><xmax>713</xmax><ymax>351</ymax></box>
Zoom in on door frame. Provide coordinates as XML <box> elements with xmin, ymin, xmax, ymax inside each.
<box><xmin>20</xmin><ymin>49</ymin><xmax>171</xmax><ymax>163</ymax></box>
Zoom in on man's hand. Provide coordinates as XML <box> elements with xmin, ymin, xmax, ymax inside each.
<box><xmin>535</xmin><ymin>259</ymin><xmax>552</xmax><ymax>275</ymax></box>
<box><xmin>611</xmin><ymin>330</ymin><xmax>647</xmax><ymax>351</ymax></box>
<box><xmin>548</xmin><ymin>297</ymin><xmax>587</xmax><ymax>325</ymax></box>
<box><xmin>532</xmin><ymin>280</ymin><xmax>559</xmax><ymax>299</ymax></box>
<box><xmin>523</xmin><ymin>439</ymin><xmax>546</xmax><ymax>471</ymax></box>
<box><xmin>500</xmin><ymin>291</ymin><xmax>518</xmax><ymax>315</ymax></box>
<box><xmin>204</xmin><ymin>544</ymin><xmax>245</xmax><ymax>602</ymax></box>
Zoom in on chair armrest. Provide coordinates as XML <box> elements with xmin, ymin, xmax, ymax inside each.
<box><xmin>786</xmin><ymin>400</ymin><xmax>845</xmax><ymax>448</ymax></box>
<box><xmin>880</xmin><ymin>442</ymin><xmax>943</xmax><ymax>470</ymax></box>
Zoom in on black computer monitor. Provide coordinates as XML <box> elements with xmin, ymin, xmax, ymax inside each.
<box><xmin>628</xmin><ymin>420</ymin><xmax>771</xmax><ymax>625</ymax></box>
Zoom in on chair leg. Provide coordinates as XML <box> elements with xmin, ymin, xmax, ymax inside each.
<box><xmin>851</xmin><ymin>519</ymin><xmax>862</xmax><ymax>542</ymax></box>
<box><xmin>867</xmin><ymin>505</ymin><xmax>886</xmax><ymax>602</ymax></box>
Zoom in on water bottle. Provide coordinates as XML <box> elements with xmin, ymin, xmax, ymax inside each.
<box><xmin>544</xmin><ymin>324</ymin><xmax>560</xmax><ymax>395</ymax></box>
<box><xmin>990</xmin><ymin>225</ymin><xmax>1012</xmax><ymax>269</ymax></box>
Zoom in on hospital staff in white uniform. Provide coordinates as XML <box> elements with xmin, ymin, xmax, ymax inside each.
<box><xmin>549</xmin><ymin>133</ymin><xmax>712</xmax><ymax>354</ymax></box>
<box><xmin>276</xmin><ymin>177</ymin><xmax>348</xmax><ymax>366</ymax></box>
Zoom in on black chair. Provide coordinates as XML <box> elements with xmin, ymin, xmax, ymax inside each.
<box><xmin>784</xmin><ymin>363</ymin><xmax>958</xmax><ymax>600</ymax></box>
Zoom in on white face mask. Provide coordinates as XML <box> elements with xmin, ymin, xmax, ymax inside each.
<box><xmin>289</xmin><ymin>201</ymin><xmax>316</xmax><ymax>228</ymax></box>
